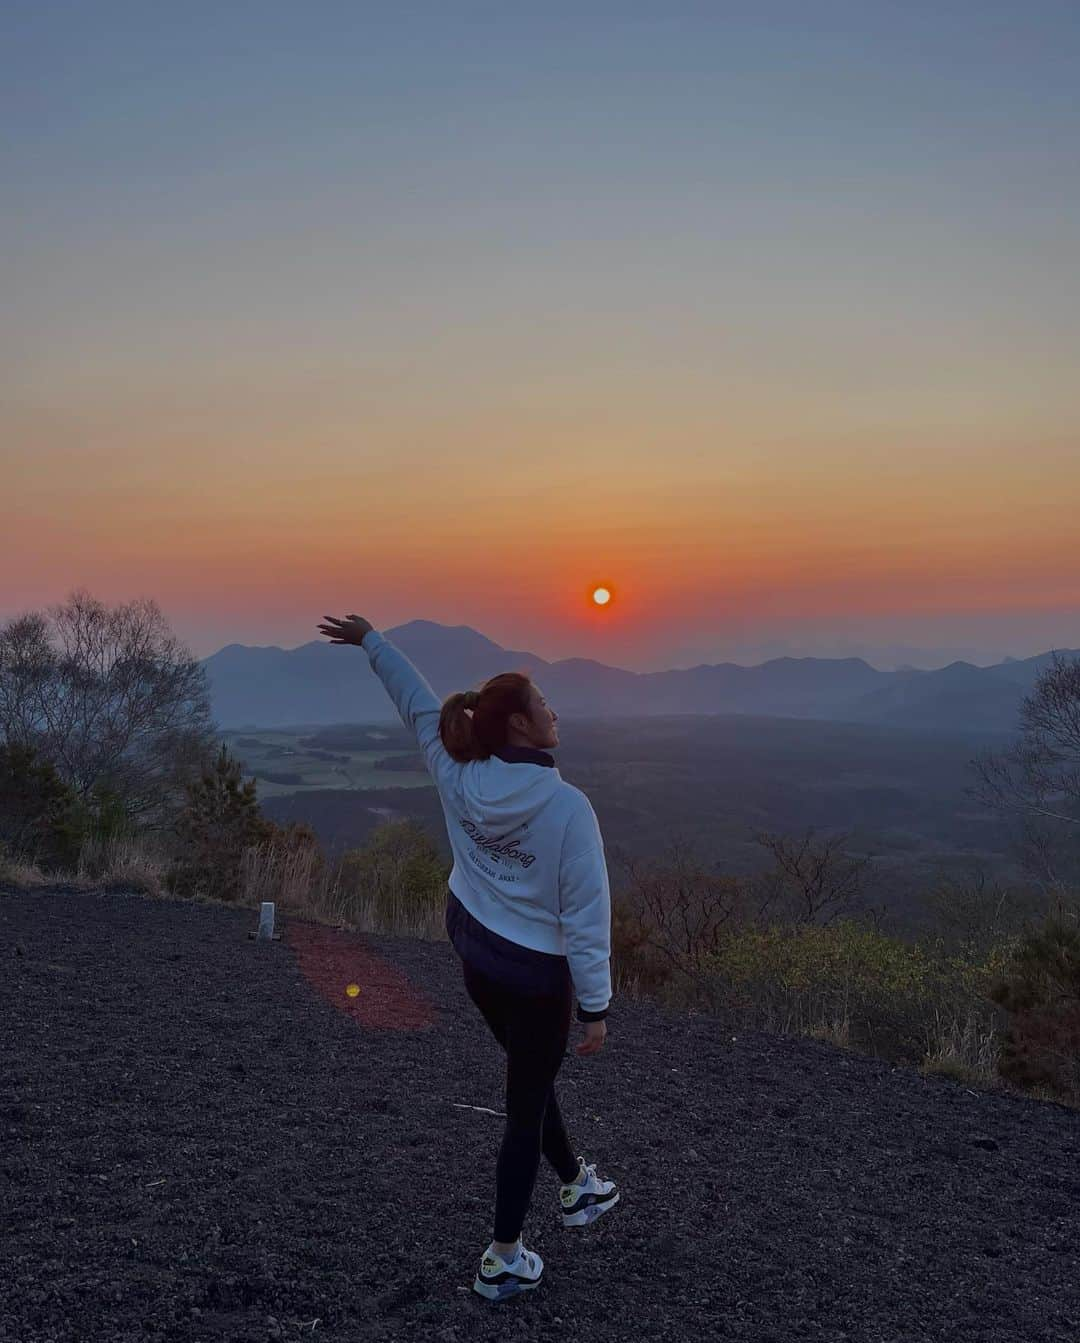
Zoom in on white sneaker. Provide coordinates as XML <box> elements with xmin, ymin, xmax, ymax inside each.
<box><xmin>472</xmin><ymin>1241</ymin><xmax>544</xmax><ymax>1301</ymax></box>
<box><xmin>559</xmin><ymin>1155</ymin><xmax>620</xmax><ymax>1228</ymax></box>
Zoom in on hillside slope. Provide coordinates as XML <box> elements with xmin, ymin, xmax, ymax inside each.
<box><xmin>2</xmin><ymin>888</ymin><xmax>1077</xmax><ymax>1342</ymax></box>
<box><xmin>201</xmin><ymin>619</ymin><xmax>1080</xmax><ymax>732</ymax></box>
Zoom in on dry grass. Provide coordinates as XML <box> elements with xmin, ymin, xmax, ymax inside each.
<box><xmin>8</xmin><ymin>837</ymin><xmax>1074</xmax><ymax>1111</ymax></box>
<box><xmin>76</xmin><ymin>836</ymin><xmax>170</xmax><ymax>897</ymax></box>
<box><xmin>237</xmin><ymin>840</ymin><xmax>449</xmax><ymax>941</ymax></box>
<box><xmin>0</xmin><ymin>853</ymin><xmax>51</xmax><ymax>890</ymax></box>
<box><xmin>803</xmin><ymin>1015</ymin><xmax>853</xmax><ymax>1051</ymax></box>
<box><xmin>0</xmin><ymin>835</ymin><xmax>448</xmax><ymax>942</ymax></box>
<box><xmin>612</xmin><ymin>920</ymin><xmax>1019</xmax><ymax>1103</ymax></box>
<box><xmin>239</xmin><ymin>841</ymin><xmax>324</xmax><ymax>914</ymax></box>
<box><xmin>918</xmin><ymin>1005</ymin><xmax>1000</xmax><ymax>1087</ymax></box>
<box><xmin>1</xmin><ymin>836</ymin><xmax>173</xmax><ymax>899</ymax></box>
<box><xmin>919</xmin><ymin>1057</ymin><xmax>988</xmax><ymax>1087</ymax></box>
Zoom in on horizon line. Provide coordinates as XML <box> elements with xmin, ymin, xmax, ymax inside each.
<box><xmin>201</xmin><ymin>622</ymin><xmax>1080</xmax><ymax>678</ymax></box>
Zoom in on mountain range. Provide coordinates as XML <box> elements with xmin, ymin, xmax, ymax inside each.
<box><xmin>201</xmin><ymin>620</ymin><xmax>1078</xmax><ymax>733</ymax></box>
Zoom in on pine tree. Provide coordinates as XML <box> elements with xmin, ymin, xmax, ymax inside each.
<box><xmin>171</xmin><ymin>743</ymin><xmax>270</xmax><ymax>901</ymax></box>
<box><xmin>0</xmin><ymin>742</ymin><xmax>86</xmax><ymax>869</ymax></box>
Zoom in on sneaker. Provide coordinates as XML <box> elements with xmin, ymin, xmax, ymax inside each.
<box><xmin>472</xmin><ymin>1242</ymin><xmax>544</xmax><ymax>1301</ymax></box>
<box><xmin>559</xmin><ymin>1156</ymin><xmax>620</xmax><ymax>1228</ymax></box>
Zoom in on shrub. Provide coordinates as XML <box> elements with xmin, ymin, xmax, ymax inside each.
<box><xmin>0</xmin><ymin>742</ymin><xmax>87</xmax><ymax>869</ymax></box>
<box><xmin>922</xmin><ymin>868</ymin><xmax>1045</xmax><ymax>959</ymax></box>
<box><xmin>699</xmin><ymin>920</ymin><xmax>1006</xmax><ymax>1065</ymax></box>
<box><xmin>74</xmin><ymin>785</ymin><xmax>139</xmax><ymax>878</ymax></box>
<box><xmin>169</xmin><ymin>744</ymin><xmax>271</xmax><ymax>902</ymax></box>
<box><xmin>610</xmin><ymin>900</ymin><xmax>677</xmax><ymax>997</ymax></box>
<box><xmin>333</xmin><ymin>820</ymin><xmax>448</xmax><ymax>934</ymax></box>
<box><xmin>617</xmin><ymin>841</ymin><xmax>760</xmax><ymax>977</ymax></box>
<box><xmin>989</xmin><ymin>912</ymin><xmax>1080</xmax><ymax>1103</ymax></box>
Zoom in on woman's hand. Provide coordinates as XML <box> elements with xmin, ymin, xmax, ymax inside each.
<box><xmin>576</xmin><ymin>1019</ymin><xmax>607</xmax><ymax>1057</ymax></box>
<box><xmin>318</xmin><ymin>614</ymin><xmax>375</xmax><ymax>646</ymax></box>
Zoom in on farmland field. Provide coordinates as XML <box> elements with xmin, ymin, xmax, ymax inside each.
<box><xmin>247</xmin><ymin>713</ymin><xmax>1034</xmax><ymax>939</ymax></box>
<box><xmin>222</xmin><ymin>726</ymin><xmax>432</xmax><ymax>799</ymax></box>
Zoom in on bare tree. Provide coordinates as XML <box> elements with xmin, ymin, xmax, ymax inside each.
<box><xmin>616</xmin><ymin>838</ymin><xmax>763</xmax><ymax>977</ymax></box>
<box><xmin>923</xmin><ymin>865</ymin><xmax>1045</xmax><ymax>957</ymax></box>
<box><xmin>752</xmin><ymin>827</ymin><xmax>871</xmax><ymax>925</ymax></box>
<box><xmin>970</xmin><ymin>652</ymin><xmax>1080</xmax><ymax>891</ymax></box>
<box><xmin>0</xmin><ymin>589</ymin><xmax>215</xmax><ymax>827</ymax></box>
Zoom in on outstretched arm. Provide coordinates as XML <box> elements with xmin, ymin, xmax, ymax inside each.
<box><xmin>558</xmin><ymin>796</ymin><xmax>613</xmax><ymax>1026</ymax></box>
<box><xmin>317</xmin><ymin>614</ymin><xmax>461</xmax><ymax>796</ymax></box>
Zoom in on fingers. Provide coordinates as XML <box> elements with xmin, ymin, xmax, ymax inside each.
<box><xmin>317</xmin><ymin>615</ymin><xmax>366</xmax><ymax>634</ymax></box>
<box><xmin>317</xmin><ymin>614</ymin><xmax>362</xmax><ymax>647</ymax></box>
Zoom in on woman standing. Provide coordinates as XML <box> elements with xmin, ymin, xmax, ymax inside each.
<box><xmin>317</xmin><ymin>615</ymin><xmax>619</xmax><ymax>1301</ymax></box>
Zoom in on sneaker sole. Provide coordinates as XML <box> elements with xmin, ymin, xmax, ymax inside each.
<box><xmin>561</xmin><ymin>1190</ymin><xmax>620</xmax><ymax>1228</ymax></box>
<box><xmin>472</xmin><ymin>1275</ymin><xmax>543</xmax><ymax>1302</ymax></box>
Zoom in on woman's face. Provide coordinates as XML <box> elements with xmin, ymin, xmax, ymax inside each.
<box><xmin>510</xmin><ymin>684</ymin><xmax>559</xmax><ymax>749</ymax></box>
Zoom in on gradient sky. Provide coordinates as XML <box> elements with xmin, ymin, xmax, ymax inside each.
<box><xmin>4</xmin><ymin>1</ymin><xmax>1079</xmax><ymax>672</ymax></box>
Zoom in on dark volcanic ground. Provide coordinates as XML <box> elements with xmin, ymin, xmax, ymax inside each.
<box><xmin>2</xmin><ymin>887</ymin><xmax>1078</xmax><ymax>1343</ymax></box>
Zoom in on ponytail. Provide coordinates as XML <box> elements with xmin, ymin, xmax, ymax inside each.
<box><xmin>439</xmin><ymin>691</ymin><xmax>481</xmax><ymax>763</ymax></box>
<box><xmin>439</xmin><ymin>672</ymin><xmax>533</xmax><ymax>763</ymax></box>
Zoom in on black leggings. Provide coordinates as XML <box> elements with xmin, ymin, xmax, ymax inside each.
<box><xmin>462</xmin><ymin>961</ymin><xmax>581</xmax><ymax>1242</ymax></box>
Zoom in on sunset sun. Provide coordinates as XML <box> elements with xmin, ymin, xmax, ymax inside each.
<box><xmin>592</xmin><ymin>586</ymin><xmax>612</xmax><ymax>606</ymax></box>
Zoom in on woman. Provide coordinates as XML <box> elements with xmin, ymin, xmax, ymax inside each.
<box><xmin>317</xmin><ymin>614</ymin><xmax>619</xmax><ymax>1302</ymax></box>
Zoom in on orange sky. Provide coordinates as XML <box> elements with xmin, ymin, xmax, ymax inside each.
<box><xmin>5</xmin><ymin>6</ymin><xmax>1080</xmax><ymax>670</ymax></box>
<box><xmin>7</xmin><ymin>397</ymin><xmax>1080</xmax><ymax>668</ymax></box>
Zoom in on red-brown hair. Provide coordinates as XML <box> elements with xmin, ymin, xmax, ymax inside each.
<box><xmin>439</xmin><ymin>672</ymin><xmax>534</xmax><ymax>763</ymax></box>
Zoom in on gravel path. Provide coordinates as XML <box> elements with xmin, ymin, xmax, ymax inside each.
<box><xmin>2</xmin><ymin>887</ymin><xmax>1077</xmax><ymax>1343</ymax></box>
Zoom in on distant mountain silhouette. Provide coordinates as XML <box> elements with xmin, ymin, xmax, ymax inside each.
<box><xmin>201</xmin><ymin>621</ymin><xmax>1078</xmax><ymax>732</ymax></box>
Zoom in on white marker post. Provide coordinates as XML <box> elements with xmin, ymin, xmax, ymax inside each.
<box><xmin>257</xmin><ymin>901</ymin><xmax>276</xmax><ymax>942</ymax></box>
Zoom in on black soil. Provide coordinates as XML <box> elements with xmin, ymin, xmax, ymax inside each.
<box><xmin>2</xmin><ymin>888</ymin><xmax>1078</xmax><ymax>1343</ymax></box>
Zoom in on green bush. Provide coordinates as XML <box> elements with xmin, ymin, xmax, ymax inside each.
<box><xmin>989</xmin><ymin>913</ymin><xmax>1080</xmax><ymax>1104</ymax></box>
<box><xmin>335</xmin><ymin>820</ymin><xmax>448</xmax><ymax>932</ymax></box>
<box><xmin>72</xmin><ymin>785</ymin><xmax>141</xmax><ymax>878</ymax></box>
<box><xmin>699</xmin><ymin>920</ymin><xmax>1006</xmax><ymax>1064</ymax></box>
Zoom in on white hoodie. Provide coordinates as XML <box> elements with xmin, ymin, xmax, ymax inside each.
<box><xmin>361</xmin><ymin>630</ymin><xmax>612</xmax><ymax>1015</ymax></box>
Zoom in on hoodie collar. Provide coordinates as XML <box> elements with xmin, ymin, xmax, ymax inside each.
<box><xmin>491</xmin><ymin>744</ymin><xmax>556</xmax><ymax>768</ymax></box>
